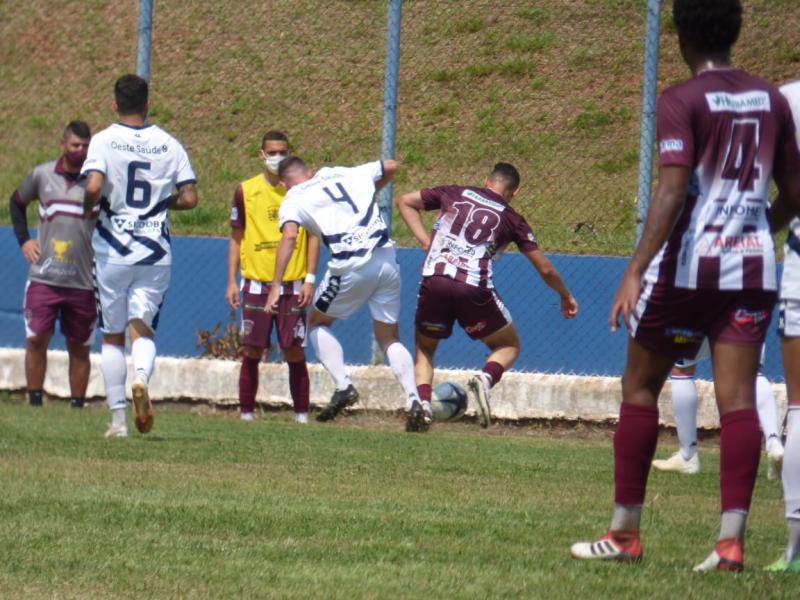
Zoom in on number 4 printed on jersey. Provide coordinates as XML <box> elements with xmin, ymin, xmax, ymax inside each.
<box><xmin>721</xmin><ymin>119</ymin><xmax>761</xmax><ymax>192</ymax></box>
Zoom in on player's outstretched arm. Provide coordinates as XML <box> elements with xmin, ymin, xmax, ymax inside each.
<box><xmin>266</xmin><ymin>222</ymin><xmax>299</xmax><ymax>313</ymax></box>
<box><xmin>226</xmin><ymin>228</ymin><xmax>243</xmax><ymax>309</ymax></box>
<box><xmin>83</xmin><ymin>171</ymin><xmax>104</xmax><ymax>218</ymax></box>
<box><xmin>375</xmin><ymin>159</ymin><xmax>400</xmax><ymax>193</ymax></box>
<box><xmin>169</xmin><ymin>182</ymin><xmax>198</xmax><ymax>211</ymax></box>
<box><xmin>524</xmin><ymin>248</ymin><xmax>578</xmax><ymax>319</ymax></box>
<box><xmin>395</xmin><ymin>190</ymin><xmax>432</xmax><ymax>250</ymax></box>
<box><xmin>609</xmin><ymin>165</ymin><xmax>689</xmax><ymax>332</ymax></box>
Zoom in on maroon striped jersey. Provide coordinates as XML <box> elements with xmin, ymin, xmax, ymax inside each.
<box><xmin>419</xmin><ymin>185</ymin><xmax>538</xmax><ymax>288</ymax></box>
<box><xmin>647</xmin><ymin>68</ymin><xmax>800</xmax><ymax>291</ymax></box>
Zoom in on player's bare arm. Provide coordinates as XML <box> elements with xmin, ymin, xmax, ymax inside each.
<box><xmin>83</xmin><ymin>171</ymin><xmax>105</xmax><ymax>217</ymax></box>
<box><xmin>374</xmin><ymin>159</ymin><xmax>400</xmax><ymax>193</ymax></box>
<box><xmin>396</xmin><ymin>190</ymin><xmax>432</xmax><ymax>250</ymax></box>
<box><xmin>767</xmin><ymin>169</ymin><xmax>800</xmax><ymax>232</ymax></box>
<box><xmin>266</xmin><ymin>222</ymin><xmax>299</xmax><ymax>313</ymax></box>
<box><xmin>226</xmin><ymin>228</ymin><xmax>243</xmax><ymax>309</ymax></box>
<box><xmin>524</xmin><ymin>248</ymin><xmax>578</xmax><ymax>319</ymax></box>
<box><xmin>168</xmin><ymin>182</ymin><xmax>198</xmax><ymax>210</ymax></box>
<box><xmin>298</xmin><ymin>233</ymin><xmax>321</xmax><ymax>308</ymax></box>
<box><xmin>609</xmin><ymin>165</ymin><xmax>690</xmax><ymax>332</ymax></box>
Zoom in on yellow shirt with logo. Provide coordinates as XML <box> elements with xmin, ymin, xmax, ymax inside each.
<box><xmin>233</xmin><ymin>173</ymin><xmax>308</xmax><ymax>282</ymax></box>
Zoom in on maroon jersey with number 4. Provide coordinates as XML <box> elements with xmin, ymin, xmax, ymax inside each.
<box><xmin>419</xmin><ymin>186</ymin><xmax>538</xmax><ymax>289</ymax></box>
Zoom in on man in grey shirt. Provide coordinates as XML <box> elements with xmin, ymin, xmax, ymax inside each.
<box><xmin>10</xmin><ymin>121</ymin><xmax>97</xmax><ymax>408</ymax></box>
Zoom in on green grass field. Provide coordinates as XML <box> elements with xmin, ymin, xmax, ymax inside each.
<box><xmin>1</xmin><ymin>398</ymin><xmax>794</xmax><ymax>598</ymax></box>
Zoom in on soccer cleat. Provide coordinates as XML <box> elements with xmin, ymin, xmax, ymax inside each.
<box><xmin>405</xmin><ymin>400</ymin><xmax>431</xmax><ymax>433</ymax></box>
<box><xmin>70</xmin><ymin>397</ymin><xmax>85</xmax><ymax>409</ymax></box>
<box><xmin>570</xmin><ymin>530</ymin><xmax>643</xmax><ymax>564</ymax></box>
<box><xmin>467</xmin><ymin>375</ymin><xmax>492</xmax><ymax>428</ymax></box>
<box><xmin>764</xmin><ymin>556</ymin><xmax>800</xmax><ymax>573</ymax></box>
<box><xmin>240</xmin><ymin>412</ymin><xmax>256</xmax><ymax>421</ymax></box>
<box><xmin>316</xmin><ymin>384</ymin><xmax>359</xmax><ymax>422</ymax></box>
<box><xmin>104</xmin><ymin>423</ymin><xmax>128</xmax><ymax>438</ymax></box>
<box><xmin>652</xmin><ymin>451</ymin><xmax>700</xmax><ymax>474</ymax></box>
<box><xmin>692</xmin><ymin>538</ymin><xmax>744</xmax><ymax>572</ymax></box>
<box><xmin>767</xmin><ymin>442</ymin><xmax>784</xmax><ymax>481</ymax></box>
<box><xmin>131</xmin><ymin>379</ymin><xmax>154</xmax><ymax>434</ymax></box>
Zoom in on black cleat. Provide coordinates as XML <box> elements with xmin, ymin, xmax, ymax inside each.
<box><xmin>405</xmin><ymin>400</ymin><xmax>430</xmax><ymax>433</ymax></box>
<box><xmin>316</xmin><ymin>385</ymin><xmax>359</xmax><ymax>422</ymax></box>
<box><xmin>70</xmin><ymin>397</ymin><xmax>85</xmax><ymax>409</ymax></box>
<box><xmin>28</xmin><ymin>390</ymin><xmax>43</xmax><ymax>407</ymax></box>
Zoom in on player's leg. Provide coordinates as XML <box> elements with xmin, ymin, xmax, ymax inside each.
<box><xmin>652</xmin><ymin>360</ymin><xmax>700</xmax><ymax>474</ymax></box>
<box><xmin>276</xmin><ymin>290</ymin><xmax>310</xmax><ymax>424</ymax></box>
<box><xmin>61</xmin><ymin>287</ymin><xmax>97</xmax><ymax>408</ymax></box>
<box><xmin>469</xmin><ymin>323</ymin><xmax>520</xmax><ymax>428</ymax></box>
<box><xmin>754</xmin><ymin>342</ymin><xmax>784</xmax><ymax>479</ymax></box>
<box><xmin>307</xmin><ymin>309</ymin><xmax>357</xmax><ymax>421</ymax></box>
<box><xmin>414</xmin><ymin>331</ymin><xmax>440</xmax><ymax>409</ymax></box>
<box><xmin>372</xmin><ymin>318</ymin><xmax>424</xmax><ymax>430</ymax></box>
<box><xmin>23</xmin><ymin>282</ymin><xmax>58</xmax><ymax>406</ymax></box>
<box><xmin>238</xmin><ymin>291</ymin><xmax>273</xmax><ymax>420</ymax></box>
<box><xmin>571</xmin><ymin>336</ymin><xmax>674</xmax><ymax>563</ymax></box>
<box><xmin>65</xmin><ymin>338</ymin><xmax>90</xmax><ymax>408</ymax></box>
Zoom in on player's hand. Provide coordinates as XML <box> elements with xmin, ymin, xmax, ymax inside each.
<box><xmin>225</xmin><ymin>281</ymin><xmax>240</xmax><ymax>309</ymax></box>
<box><xmin>298</xmin><ymin>282</ymin><xmax>314</xmax><ymax>308</ymax></box>
<box><xmin>21</xmin><ymin>240</ymin><xmax>41</xmax><ymax>264</ymax></box>
<box><xmin>560</xmin><ymin>294</ymin><xmax>578</xmax><ymax>319</ymax></box>
<box><xmin>265</xmin><ymin>286</ymin><xmax>281</xmax><ymax>314</ymax></box>
<box><xmin>609</xmin><ymin>265</ymin><xmax>642</xmax><ymax>333</ymax></box>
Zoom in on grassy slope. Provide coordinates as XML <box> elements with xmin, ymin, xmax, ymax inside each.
<box><xmin>0</xmin><ymin>399</ymin><xmax>793</xmax><ymax>598</ymax></box>
<box><xmin>1</xmin><ymin>1</ymin><xmax>799</xmax><ymax>254</ymax></box>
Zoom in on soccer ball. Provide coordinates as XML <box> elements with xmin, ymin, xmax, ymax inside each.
<box><xmin>431</xmin><ymin>381</ymin><xmax>467</xmax><ymax>421</ymax></box>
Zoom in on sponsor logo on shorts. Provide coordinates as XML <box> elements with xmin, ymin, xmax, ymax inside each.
<box><xmin>421</xmin><ymin>321</ymin><xmax>447</xmax><ymax>332</ymax></box>
<box><xmin>659</xmin><ymin>138</ymin><xmax>684</xmax><ymax>153</ymax></box>
<box><xmin>240</xmin><ymin>319</ymin><xmax>254</xmax><ymax>336</ymax></box>
<box><xmin>733</xmin><ymin>308</ymin><xmax>769</xmax><ymax>326</ymax></box>
<box><xmin>665</xmin><ymin>327</ymin><xmax>703</xmax><ymax>345</ymax></box>
<box><xmin>465</xmin><ymin>320</ymin><xmax>487</xmax><ymax>335</ymax></box>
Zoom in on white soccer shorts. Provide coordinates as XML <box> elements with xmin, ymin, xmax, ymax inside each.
<box><xmin>313</xmin><ymin>246</ymin><xmax>401</xmax><ymax>323</ymax></box>
<box><xmin>779</xmin><ymin>298</ymin><xmax>800</xmax><ymax>338</ymax></box>
<box><xmin>94</xmin><ymin>260</ymin><xmax>171</xmax><ymax>334</ymax></box>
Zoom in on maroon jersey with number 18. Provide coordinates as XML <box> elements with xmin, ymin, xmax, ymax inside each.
<box><xmin>419</xmin><ymin>186</ymin><xmax>538</xmax><ymax>289</ymax></box>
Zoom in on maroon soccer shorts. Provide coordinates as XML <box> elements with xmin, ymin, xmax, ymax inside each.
<box><xmin>240</xmin><ymin>291</ymin><xmax>306</xmax><ymax>350</ymax></box>
<box><xmin>24</xmin><ymin>281</ymin><xmax>96</xmax><ymax>344</ymax></box>
<box><xmin>415</xmin><ymin>275</ymin><xmax>512</xmax><ymax>340</ymax></box>
<box><xmin>631</xmin><ymin>281</ymin><xmax>776</xmax><ymax>360</ymax></box>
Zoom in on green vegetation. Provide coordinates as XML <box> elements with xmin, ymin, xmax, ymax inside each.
<box><xmin>1</xmin><ymin>1</ymin><xmax>798</xmax><ymax>255</ymax></box>
<box><xmin>0</xmin><ymin>399</ymin><xmax>793</xmax><ymax>598</ymax></box>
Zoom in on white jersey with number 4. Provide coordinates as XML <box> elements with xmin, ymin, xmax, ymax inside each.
<box><xmin>81</xmin><ymin>123</ymin><xmax>196</xmax><ymax>266</ymax></box>
<box><xmin>278</xmin><ymin>161</ymin><xmax>393</xmax><ymax>275</ymax></box>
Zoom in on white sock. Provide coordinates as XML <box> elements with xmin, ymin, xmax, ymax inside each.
<box><xmin>112</xmin><ymin>408</ymin><xmax>127</xmax><ymax>428</ymax></box>
<box><xmin>756</xmin><ymin>374</ymin><xmax>781</xmax><ymax>452</ymax></box>
<box><xmin>294</xmin><ymin>412</ymin><xmax>309</xmax><ymax>424</ymax></box>
<box><xmin>385</xmin><ymin>342</ymin><xmax>418</xmax><ymax>410</ymax></box>
<box><xmin>131</xmin><ymin>337</ymin><xmax>156</xmax><ymax>384</ymax></box>
<box><xmin>783</xmin><ymin>408</ymin><xmax>800</xmax><ymax>561</ymax></box>
<box><xmin>308</xmin><ymin>326</ymin><xmax>351</xmax><ymax>390</ymax></box>
<box><xmin>101</xmin><ymin>343</ymin><xmax>127</xmax><ymax>412</ymax></box>
<box><xmin>670</xmin><ymin>375</ymin><xmax>698</xmax><ymax>460</ymax></box>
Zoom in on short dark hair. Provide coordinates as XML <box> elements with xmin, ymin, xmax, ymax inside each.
<box><xmin>277</xmin><ymin>156</ymin><xmax>307</xmax><ymax>179</ymax></box>
<box><xmin>262</xmin><ymin>130</ymin><xmax>289</xmax><ymax>147</ymax></box>
<box><xmin>673</xmin><ymin>0</ymin><xmax>741</xmax><ymax>54</ymax></box>
<box><xmin>64</xmin><ymin>120</ymin><xmax>91</xmax><ymax>140</ymax></box>
<box><xmin>488</xmin><ymin>162</ymin><xmax>521</xmax><ymax>192</ymax></box>
<box><xmin>114</xmin><ymin>74</ymin><xmax>149</xmax><ymax>115</ymax></box>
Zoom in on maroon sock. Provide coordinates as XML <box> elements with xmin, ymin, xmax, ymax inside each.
<box><xmin>482</xmin><ymin>361</ymin><xmax>504</xmax><ymax>388</ymax></box>
<box><xmin>288</xmin><ymin>360</ymin><xmax>310</xmax><ymax>413</ymax></box>
<box><xmin>614</xmin><ymin>402</ymin><xmax>659</xmax><ymax>506</ymax></box>
<box><xmin>720</xmin><ymin>409</ymin><xmax>760</xmax><ymax>512</ymax></box>
<box><xmin>239</xmin><ymin>356</ymin><xmax>259</xmax><ymax>413</ymax></box>
<box><xmin>418</xmin><ymin>384</ymin><xmax>432</xmax><ymax>403</ymax></box>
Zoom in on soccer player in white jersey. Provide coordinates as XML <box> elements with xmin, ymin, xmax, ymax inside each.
<box><xmin>765</xmin><ymin>79</ymin><xmax>800</xmax><ymax>572</ymax></box>
<box><xmin>265</xmin><ymin>156</ymin><xmax>419</xmax><ymax>423</ymax></box>
<box><xmin>82</xmin><ymin>74</ymin><xmax>198</xmax><ymax>438</ymax></box>
<box><xmin>571</xmin><ymin>0</ymin><xmax>800</xmax><ymax>571</ymax></box>
<box><xmin>652</xmin><ymin>340</ymin><xmax>784</xmax><ymax>478</ymax></box>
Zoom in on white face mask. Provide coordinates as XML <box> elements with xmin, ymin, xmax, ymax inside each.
<box><xmin>264</xmin><ymin>153</ymin><xmax>287</xmax><ymax>174</ymax></box>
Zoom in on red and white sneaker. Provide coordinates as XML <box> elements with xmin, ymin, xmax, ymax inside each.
<box><xmin>693</xmin><ymin>538</ymin><xmax>744</xmax><ymax>572</ymax></box>
<box><xmin>570</xmin><ymin>530</ymin><xmax>642</xmax><ymax>563</ymax></box>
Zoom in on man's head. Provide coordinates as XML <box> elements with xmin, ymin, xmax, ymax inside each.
<box><xmin>485</xmin><ymin>162</ymin><xmax>521</xmax><ymax>201</ymax></box>
<box><xmin>278</xmin><ymin>156</ymin><xmax>312</xmax><ymax>190</ymax></box>
<box><xmin>260</xmin><ymin>130</ymin><xmax>290</xmax><ymax>175</ymax></box>
<box><xmin>60</xmin><ymin>120</ymin><xmax>91</xmax><ymax>169</ymax></box>
<box><xmin>114</xmin><ymin>74</ymin><xmax>149</xmax><ymax>117</ymax></box>
<box><xmin>673</xmin><ymin>0</ymin><xmax>741</xmax><ymax>63</ymax></box>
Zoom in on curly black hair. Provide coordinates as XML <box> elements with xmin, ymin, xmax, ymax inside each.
<box><xmin>673</xmin><ymin>0</ymin><xmax>742</xmax><ymax>54</ymax></box>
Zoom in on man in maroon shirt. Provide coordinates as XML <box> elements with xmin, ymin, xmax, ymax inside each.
<box><xmin>571</xmin><ymin>0</ymin><xmax>800</xmax><ymax>571</ymax></box>
<box><xmin>396</xmin><ymin>163</ymin><xmax>578</xmax><ymax>432</ymax></box>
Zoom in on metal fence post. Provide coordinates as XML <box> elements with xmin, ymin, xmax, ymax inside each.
<box><xmin>635</xmin><ymin>0</ymin><xmax>662</xmax><ymax>244</ymax></box>
<box><xmin>137</xmin><ymin>0</ymin><xmax>154</xmax><ymax>82</ymax></box>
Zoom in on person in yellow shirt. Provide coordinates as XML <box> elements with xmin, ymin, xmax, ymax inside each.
<box><xmin>226</xmin><ymin>131</ymin><xmax>320</xmax><ymax>422</ymax></box>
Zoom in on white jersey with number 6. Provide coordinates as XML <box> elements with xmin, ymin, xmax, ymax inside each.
<box><xmin>278</xmin><ymin>161</ymin><xmax>393</xmax><ymax>275</ymax></box>
<box><xmin>81</xmin><ymin>123</ymin><xmax>196</xmax><ymax>266</ymax></box>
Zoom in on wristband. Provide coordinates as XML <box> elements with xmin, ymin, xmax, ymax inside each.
<box><xmin>304</xmin><ymin>273</ymin><xmax>316</xmax><ymax>284</ymax></box>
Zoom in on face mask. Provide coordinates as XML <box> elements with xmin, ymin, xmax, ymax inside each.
<box><xmin>265</xmin><ymin>154</ymin><xmax>287</xmax><ymax>174</ymax></box>
<box><xmin>64</xmin><ymin>149</ymin><xmax>88</xmax><ymax>167</ymax></box>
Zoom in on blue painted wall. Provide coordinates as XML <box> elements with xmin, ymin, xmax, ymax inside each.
<box><xmin>0</xmin><ymin>226</ymin><xmax>784</xmax><ymax>380</ymax></box>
